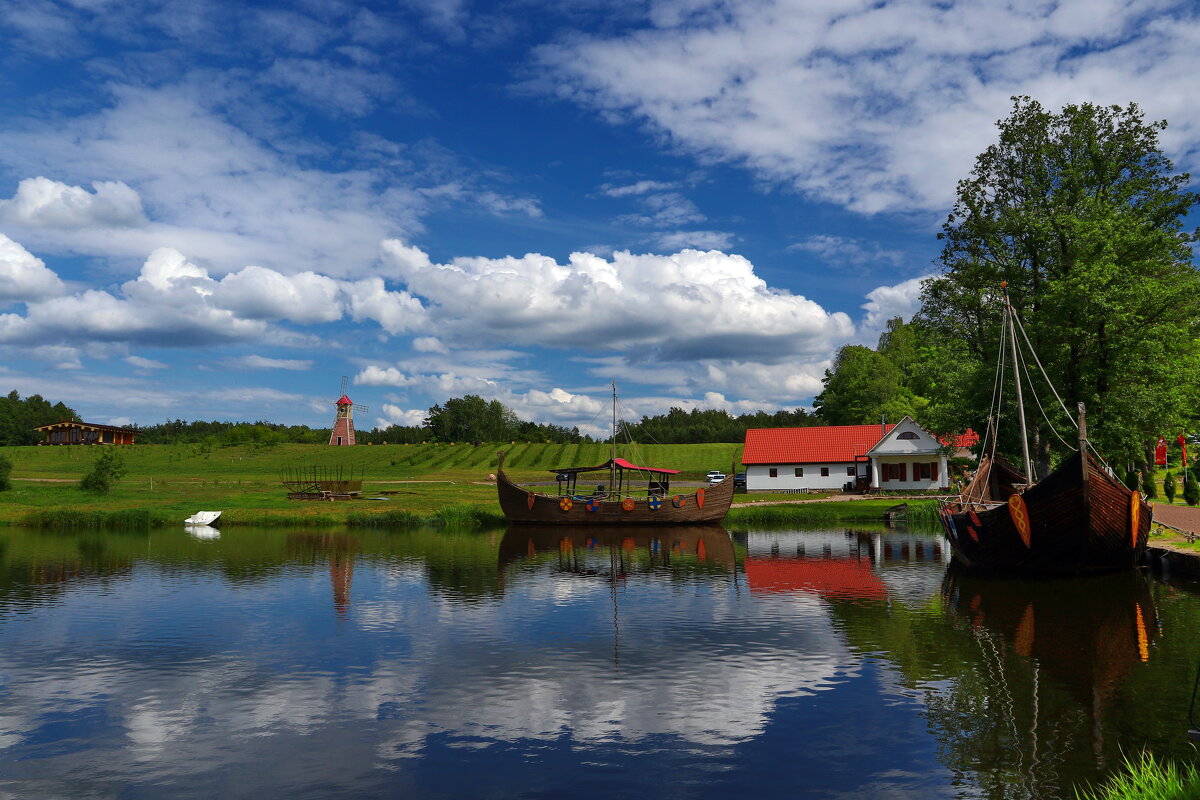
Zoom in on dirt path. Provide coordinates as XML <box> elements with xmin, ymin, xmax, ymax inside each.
<box><xmin>1151</xmin><ymin>502</ymin><xmax>1200</xmax><ymax>537</ymax></box>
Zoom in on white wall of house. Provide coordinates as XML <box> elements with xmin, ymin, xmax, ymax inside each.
<box><xmin>745</xmin><ymin>462</ymin><xmax>863</xmax><ymax>492</ymax></box>
<box><xmin>868</xmin><ymin>417</ymin><xmax>949</xmax><ymax>490</ymax></box>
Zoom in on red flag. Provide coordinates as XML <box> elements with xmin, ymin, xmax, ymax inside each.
<box><xmin>1179</xmin><ymin>434</ymin><xmax>1188</xmax><ymax>467</ymax></box>
<box><xmin>1155</xmin><ymin>437</ymin><xmax>1167</xmax><ymax>467</ymax></box>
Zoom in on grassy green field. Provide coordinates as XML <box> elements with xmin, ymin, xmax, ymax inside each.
<box><xmin>0</xmin><ymin>441</ymin><xmax>746</xmax><ymax>527</ymax></box>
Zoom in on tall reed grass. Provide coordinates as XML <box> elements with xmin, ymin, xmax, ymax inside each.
<box><xmin>1075</xmin><ymin>752</ymin><xmax>1200</xmax><ymax>800</ymax></box>
<box><xmin>347</xmin><ymin>504</ymin><xmax>506</xmax><ymax>530</ymax></box>
<box><xmin>727</xmin><ymin>499</ymin><xmax>940</xmax><ymax>526</ymax></box>
<box><xmin>22</xmin><ymin>509</ymin><xmax>168</xmax><ymax>529</ymax></box>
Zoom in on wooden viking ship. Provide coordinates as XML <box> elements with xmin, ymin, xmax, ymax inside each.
<box><xmin>939</xmin><ymin>285</ymin><xmax>1150</xmax><ymax>573</ymax></box>
<box><xmin>497</xmin><ymin>382</ymin><xmax>735</xmax><ymax>526</ymax></box>
<box><xmin>496</xmin><ymin>452</ymin><xmax>734</xmax><ymax>525</ymax></box>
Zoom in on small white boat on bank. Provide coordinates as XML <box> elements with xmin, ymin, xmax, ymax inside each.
<box><xmin>184</xmin><ymin>511</ymin><xmax>222</xmax><ymax>526</ymax></box>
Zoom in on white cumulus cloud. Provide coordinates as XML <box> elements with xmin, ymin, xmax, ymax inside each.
<box><xmin>0</xmin><ymin>177</ymin><xmax>147</xmax><ymax>229</ymax></box>
<box><xmin>0</xmin><ymin>233</ymin><xmax>67</xmax><ymax>302</ymax></box>
<box><xmin>383</xmin><ymin>241</ymin><xmax>854</xmax><ymax>363</ymax></box>
<box><xmin>860</xmin><ymin>274</ymin><xmax>933</xmax><ymax>340</ymax></box>
<box><xmin>537</xmin><ymin>0</ymin><xmax>1200</xmax><ymax>215</ymax></box>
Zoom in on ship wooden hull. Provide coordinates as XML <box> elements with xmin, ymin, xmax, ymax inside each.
<box><xmin>497</xmin><ymin>461</ymin><xmax>734</xmax><ymax>526</ymax></box>
<box><xmin>940</xmin><ymin>451</ymin><xmax>1150</xmax><ymax>574</ymax></box>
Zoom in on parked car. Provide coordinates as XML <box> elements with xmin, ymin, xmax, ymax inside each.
<box><xmin>706</xmin><ymin>471</ymin><xmax>726</xmax><ymax>485</ymax></box>
<box><xmin>734</xmin><ymin>472</ymin><xmax>746</xmax><ymax>490</ymax></box>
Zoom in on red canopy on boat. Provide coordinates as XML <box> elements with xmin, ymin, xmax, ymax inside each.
<box><xmin>547</xmin><ymin>457</ymin><xmax>680</xmax><ymax>476</ymax></box>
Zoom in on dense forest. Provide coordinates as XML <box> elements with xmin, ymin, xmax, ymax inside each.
<box><xmin>0</xmin><ymin>391</ymin><xmax>81</xmax><ymax>446</ymax></box>
<box><xmin>618</xmin><ymin>407</ymin><xmax>818</xmax><ymax>444</ymax></box>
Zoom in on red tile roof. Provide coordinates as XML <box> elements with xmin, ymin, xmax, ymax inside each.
<box><xmin>336</xmin><ymin>394</ymin><xmax>353</xmax><ymax>405</ymax></box>
<box><xmin>941</xmin><ymin>429</ymin><xmax>980</xmax><ymax>449</ymax></box>
<box><xmin>743</xmin><ymin>424</ymin><xmax>892</xmax><ymax>464</ymax></box>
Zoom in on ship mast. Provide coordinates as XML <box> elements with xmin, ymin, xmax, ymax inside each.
<box><xmin>1002</xmin><ymin>282</ymin><xmax>1034</xmax><ymax>483</ymax></box>
<box><xmin>610</xmin><ymin>381</ymin><xmax>617</xmax><ymax>494</ymax></box>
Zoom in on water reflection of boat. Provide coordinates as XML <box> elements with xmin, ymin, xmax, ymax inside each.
<box><xmin>938</xmin><ymin>566</ymin><xmax>1158</xmax><ymax>794</ymax></box>
<box><xmin>498</xmin><ymin>525</ymin><xmax>736</xmax><ymax>573</ymax></box>
<box><xmin>943</xmin><ymin>566</ymin><xmax>1157</xmax><ymax>687</ymax></box>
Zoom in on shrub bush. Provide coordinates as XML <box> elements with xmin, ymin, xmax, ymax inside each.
<box><xmin>1163</xmin><ymin>471</ymin><xmax>1176</xmax><ymax>503</ymax></box>
<box><xmin>1184</xmin><ymin>472</ymin><xmax>1200</xmax><ymax>507</ymax></box>
<box><xmin>1141</xmin><ymin>468</ymin><xmax>1158</xmax><ymax>499</ymax></box>
<box><xmin>1123</xmin><ymin>468</ymin><xmax>1139</xmax><ymax>492</ymax></box>
<box><xmin>79</xmin><ymin>449</ymin><xmax>127</xmax><ymax>494</ymax></box>
<box><xmin>0</xmin><ymin>454</ymin><xmax>11</xmax><ymax>491</ymax></box>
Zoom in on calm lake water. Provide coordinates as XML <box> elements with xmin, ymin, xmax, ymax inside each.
<box><xmin>0</xmin><ymin>523</ymin><xmax>1197</xmax><ymax>799</ymax></box>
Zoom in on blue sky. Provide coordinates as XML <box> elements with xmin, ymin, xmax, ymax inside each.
<box><xmin>1</xmin><ymin>0</ymin><xmax>1198</xmax><ymax>437</ymax></box>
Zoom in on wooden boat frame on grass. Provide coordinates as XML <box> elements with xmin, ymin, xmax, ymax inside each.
<box><xmin>939</xmin><ymin>284</ymin><xmax>1150</xmax><ymax>573</ymax></box>
<box><xmin>280</xmin><ymin>465</ymin><xmax>364</xmax><ymax>501</ymax></box>
<box><xmin>496</xmin><ymin>452</ymin><xmax>734</xmax><ymax>525</ymax></box>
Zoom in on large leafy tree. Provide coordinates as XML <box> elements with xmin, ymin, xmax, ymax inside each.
<box><xmin>920</xmin><ymin>97</ymin><xmax>1200</xmax><ymax>467</ymax></box>
<box><xmin>814</xmin><ymin>344</ymin><xmax>927</xmax><ymax>425</ymax></box>
<box><xmin>426</xmin><ymin>395</ymin><xmax>521</xmax><ymax>442</ymax></box>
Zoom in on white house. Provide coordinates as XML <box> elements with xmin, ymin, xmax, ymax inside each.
<box><xmin>866</xmin><ymin>416</ymin><xmax>951</xmax><ymax>491</ymax></box>
<box><xmin>742</xmin><ymin>419</ymin><xmax>978</xmax><ymax>493</ymax></box>
<box><xmin>742</xmin><ymin>424</ymin><xmax>893</xmax><ymax>492</ymax></box>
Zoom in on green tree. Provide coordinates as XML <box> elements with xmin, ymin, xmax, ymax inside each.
<box><xmin>814</xmin><ymin>345</ymin><xmax>927</xmax><ymax>425</ymax></box>
<box><xmin>79</xmin><ymin>449</ymin><xmax>127</xmax><ymax>494</ymax></box>
<box><xmin>1123</xmin><ymin>467</ymin><xmax>1138</xmax><ymax>493</ymax></box>
<box><xmin>0</xmin><ymin>390</ymin><xmax>80</xmax><ymax>445</ymax></box>
<box><xmin>1163</xmin><ymin>470</ymin><xmax>1176</xmax><ymax>503</ymax></box>
<box><xmin>1185</xmin><ymin>471</ymin><xmax>1200</xmax><ymax>507</ymax></box>
<box><xmin>0</xmin><ymin>454</ymin><xmax>11</xmax><ymax>491</ymax></box>
<box><xmin>920</xmin><ymin>97</ymin><xmax>1200</xmax><ymax>469</ymax></box>
<box><xmin>1140</xmin><ymin>467</ymin><xmax>1157</xmax><ymax>499</ymax></box>
<box><xmin>877</xmin><ymin>316</ymin><xmax>919</xmax><ymax>373</ymax></box>
<box><xmin>426</xmin><ymin>396</ymin><xmax>522</xmax><ymax>443</ymax></box>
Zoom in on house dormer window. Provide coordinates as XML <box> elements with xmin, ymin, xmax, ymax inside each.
<box><xmin>897</xmin><ymin>432</ymin><xmax>919</xmax><ymax>440</ymax></box>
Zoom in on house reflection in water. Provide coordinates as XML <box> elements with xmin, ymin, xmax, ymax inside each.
<box><xmin>742</xmin><ymin>529</ymin><xmax>950</xmax><ymax>605</ymax></box>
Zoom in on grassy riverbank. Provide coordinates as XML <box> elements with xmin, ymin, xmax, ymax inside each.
<box><xmin>0</xmin><ymin>442</ymin><xmax>938</xmax><ymax>529</ymax></box>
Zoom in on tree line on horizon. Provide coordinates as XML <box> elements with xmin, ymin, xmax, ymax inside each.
<box><xmin>0</xmin><ymin>391</ymin><xmax>820</xmax><ymax>447</ymax></box>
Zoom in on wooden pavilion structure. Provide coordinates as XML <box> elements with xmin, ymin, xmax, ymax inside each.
<box><xmin>35</xmin><ymin>421</ymin><xmax>138</xmax><ymax>445</ymax></box>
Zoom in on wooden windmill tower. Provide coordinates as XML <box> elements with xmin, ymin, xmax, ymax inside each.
<box><xmin>328</xmin><ymin>376</ymin><xmax>368</xmax><ymax>446</ymax></box>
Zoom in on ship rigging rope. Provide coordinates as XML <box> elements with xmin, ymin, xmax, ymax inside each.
<box><xmin>1011</xmin><ymin>324</ymin><xmax>1077</xmax><ymax>453</ymax></box>
<box><xmin>983</xmin><ymin>311</ymin><xmax>1008</xmax><ymax>465</ymax></box>
<box><xmin>1006</xmin><ymin>305</ymin><xmax>1119</xmax><ymax>476</ymax></box>
<box><xmin>613</xmin><ymin>395</ymin><xmax>663</xmax><ymax>489</ymax></box>
<box><xmin>1010</xmin><ymin>308</ymin><xmax>1078</xmax><ymax>428</ymax></box>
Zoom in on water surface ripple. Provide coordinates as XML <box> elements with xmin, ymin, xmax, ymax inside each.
<box><xmin>0</xmin><ymin>524</ymin><xmax>1196</xmax><ymax>799</ymax></box>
